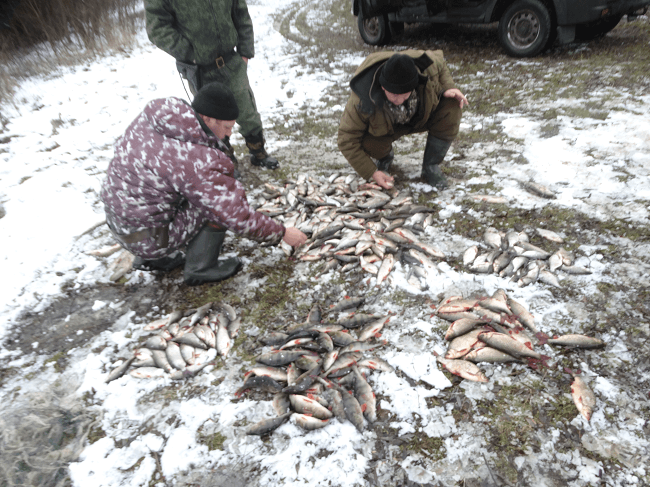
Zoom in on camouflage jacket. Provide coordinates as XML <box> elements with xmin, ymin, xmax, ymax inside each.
<box><xmin>101</xmin><ymin>98</ymin><xmax>285</xmax><ymax>244</ymax></box>
<box><xmin>144</xmin><ymin>0</ymin><xmax>255</xmax><ymax>64</ymax></box>
<box><xmin>337</xmin><ymin>50</ymin><xmax>457</xmax><ymax>180</ymax></box>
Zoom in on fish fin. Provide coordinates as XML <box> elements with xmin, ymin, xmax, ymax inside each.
<box><xmin>360</xmin><ymin>403</ymin><xmax>367</xmax><ymax>412</ymax></box>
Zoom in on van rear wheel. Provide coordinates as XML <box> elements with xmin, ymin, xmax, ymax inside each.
<box><xmin>358</xmin><ymin>8</ymin><xmax>391</xmax><ymax>45</ymax></box>
<box><xmin>498</xmin><ymin>0</ymin><xmax>552</xmax><ymax>57</ymax></box>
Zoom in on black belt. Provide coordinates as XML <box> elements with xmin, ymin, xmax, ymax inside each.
<box><xmin>199</xmin><ymin>50</ymin><xmax>237</xmax><ymax>71</ymax></box>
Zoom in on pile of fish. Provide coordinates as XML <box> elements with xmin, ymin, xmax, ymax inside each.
<box><xmin>105</xmin><ymin>301</ymin><xmax>240</xmax><ymax>382</ymax></box>
<box><xmin>462</xmin><ymin>226</ymin><xmax>592</xmax><ymax>287</ymax></box>
<box><xmin>252</xmin><ymin>173</ymin><xmax>445</xmax><ymax>285</ymax></box>
<box><xmin>238</xmin><ymin>296</ymin><xmax>395</xmax><ymax>435</ymax></box>
<box><xmin>434</xmin><ymin>288</ymin><xmax>604</xmax><ymax>420</ymax></box>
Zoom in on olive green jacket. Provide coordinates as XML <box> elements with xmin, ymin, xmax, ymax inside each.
<box><xmin>144</xmin><ymin>0</ymin><xmax>255</xmax><ymax>65</ymax></box>
<box><xmin>337</xmin><ymin>50</ymin><xmax>456</xmax><ymax>180</ymax></box>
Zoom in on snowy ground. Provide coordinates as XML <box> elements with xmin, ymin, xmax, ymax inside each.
<box><xmin>1</xmin><ymin>0</ymin><xmax>649</xmax><ymax>486</ymax></box>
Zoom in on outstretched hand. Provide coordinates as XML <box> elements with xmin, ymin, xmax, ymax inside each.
<box><xmin>443</xmin><ymin>88</ymin><xmax>469</xmax><ymax>109</ymax></box>
<box><xmin>371</xmin><ymin>170</ymin><xmax>394</xmax><ymax>190</ymax></box>
<box><xmin>283</xmin><ymin>227</ymin><xmax>308</xmax><ymax>247</ymax></box>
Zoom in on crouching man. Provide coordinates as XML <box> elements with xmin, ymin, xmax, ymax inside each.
<box><xmin>100</xmin><ymin>82</ymin><xmax>307</xmax><ymax>286</ymax></box>
<box><xmin>338</xmin><ymin>50</ymin><xmax>468</xmax><ymax>190</ymax></box>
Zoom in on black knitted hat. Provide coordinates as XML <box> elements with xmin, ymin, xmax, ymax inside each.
<box><xmin>191</xmin><ymin>82</ymin><xmax>239</xmax><ymax>120</ymax></box>
<box><xmin>378</xmin><ymin>54</ymin><xmax>419</xmax><ymax>94</ymax></box>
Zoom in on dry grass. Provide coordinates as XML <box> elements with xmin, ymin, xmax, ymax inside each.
<box><xmin>0</xmin><ymin>0</ymin><xmax>143</xmax><ymax>108</ymax></box>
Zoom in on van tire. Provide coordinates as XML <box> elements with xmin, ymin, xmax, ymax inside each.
<box><xmin>498</xmin><ymin>0</ymin><xmax>552</xmax><ymax>57</ymax></box>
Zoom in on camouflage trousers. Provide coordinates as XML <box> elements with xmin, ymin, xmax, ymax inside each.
<box><xmin>362</xmin><ymin>97</ymin><xmax>462</xmax><ymax>160</ymax></box>
<box><xmin>190</xmin><ymin>54</ymin><xmax>263</xmax><ymax>139</ymax></box>
<box><xmin>106</xmin><ymin>202</ymin><xmax>223</xmax><ymax>259</ymax></box>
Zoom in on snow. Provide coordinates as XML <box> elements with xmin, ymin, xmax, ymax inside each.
<box><xmin>1</xmin><ymin>1</ymin><xmax>650</xmax><ymax>486</ymax></box>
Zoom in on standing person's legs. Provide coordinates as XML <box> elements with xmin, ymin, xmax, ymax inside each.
<box><xmin>223</xmin><ymin>57</ymin><xmax>279</xmax><ymax>170</ymax></box>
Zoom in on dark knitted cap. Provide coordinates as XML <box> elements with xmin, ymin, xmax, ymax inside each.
<box><xmin>191</xmin><ymin>81</ymin><xmax>239</xmax><ymax>120</ymax></box>
<box><xmin>378</xmin><ymin>54</ymin><xmax>419</xmax><ymax>94</ymax></box>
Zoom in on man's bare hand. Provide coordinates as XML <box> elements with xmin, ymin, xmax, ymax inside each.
<box><xmin>283</xmin><ymin>227</ymin><xmax>307</xmax><ymax>247</ymax></box>
<box><xmin>371</xmin><ymin>170</ymin><xmax>395</xmax><ymax>190</ymax></box>
<box><xmin>443</xmin><ymin>88</ymin><xmax>469</xmax><ymax>109</ymax></box>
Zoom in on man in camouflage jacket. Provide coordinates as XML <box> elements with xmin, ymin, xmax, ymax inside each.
<box><xmin>144</xmin><ymin>0</ymin><xmax>280</xmax><ymax>170</ymax></box>
<box><xmin>338</xmin><ymin>50</ymin><xmax>468</xmax><ymax>189</ymax></box>
<box><xmin>101</xmin><ymin>82</ymin><xmax>306</xmax><ymax>285</ymax></box>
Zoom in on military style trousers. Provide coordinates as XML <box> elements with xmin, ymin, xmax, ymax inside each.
<box><xmin>190</xmin><ymin>54</ymin><xmax>263</xmax><ymax>139</ymax></box>
<box><xmin>361</xmin><ymin>97</ymin><xmax>462</xmax><ymax>160</ymax></box>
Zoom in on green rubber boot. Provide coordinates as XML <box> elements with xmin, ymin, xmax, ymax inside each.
<box><xmin>421</xmin><ymin>135</ymin><xmax>452</xmax><ymax>189</ymax></box>
<box><xmin>184</xmin><ymin>226</ymin><xmax>242</xmax><ymax>286</ymax></box>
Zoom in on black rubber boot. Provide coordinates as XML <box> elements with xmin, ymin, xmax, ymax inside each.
<box><xmin>133</xmin><ymin>251</ymin><xmax>185</xmax><ymax>272</ymax></box>
<box><xmin>184</xmin><ymin>226</ymin><xmax>243</xmax><ymax>286</ymax></box>
<box><xmin>244</xmin><ymin>131</ymin><xmax>279</xmax><ymax>170</ymax></box>
<box><xmin>421</xmin><ymin>135</ymin><xmax>453</xmax><ymax>189</ymax></box>
<box><xmin>222</xmin><ymin>136</ymin><xmax>241</xmax><ymax>180</ymax></box>
<box><xmin>376</xmin><ymin>150</ymin><xmax>394</xmax><ymax>172</ymax></box>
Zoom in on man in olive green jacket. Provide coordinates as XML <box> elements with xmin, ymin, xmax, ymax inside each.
<box><xmin>145</xmin><ymin>0</ymin><xmax>280</xmax><ymax>170</ymax></box>
<box><xmin>338</xmin><ymin>50</ymin><xmax>468</xmax><ymax>189</ymax></box>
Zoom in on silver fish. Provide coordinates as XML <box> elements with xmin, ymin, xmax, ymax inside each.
<box><xmin>247</xmin><ymin>412</ymin><xmax>292</xmax><ymax>436</ymax></box>
<box><xmin>571</xmin><ymin>376</ymin><xmax>596</xmax><ymax>421</ymax></box>
<box><xmin>289</xmin><ymin>394</ymin><xmax>333</xmax><ymax>420</ymax></box>
<box><xmin>106</xmin><ymin>356</ymin><xmax>135</xmax><ymax>383</ymax></box>
<box><xmin>434</xmin><ymin>352</ymin><xmax>488</xmax><ymax>382</ymax></box>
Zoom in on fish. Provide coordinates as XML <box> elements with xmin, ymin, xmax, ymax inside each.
<box><xmin>507</xmin><ymin>297</ymin><xmax>538</xmax><ymax>333</ymax></box>
<box><xmin>143</xmin><ymin>334</ymin><xmax>168</xmax><ymax>351</ymax></box>
<box><xmin>216</xmin><ymin>320</ymin><xmax>232</xmax><ymax>358</ymax></box>
<box><xmin>152</xmin><ymin>349</ymin><xmax>173</xmax><ymax>373</ymax></box>
<box><xmin>259</xmin><ymin>332</ymin><xmax>290</xmax><ymax>346</ymax></box>
<box><xmin>538</xmin><ymin>269</ymin><xmax>562</xmax><ymax>288</ymax></box>
<box><xmin>321</xmin><ymin>387</ymin><xmax>347</xmax><ymax>423</ymax></box>
<box><xmin>108</xmin><ymin>250</ymin><xmax>135</xmax><ymax>281</ymax></box>
<box><xmin>106</xmin><ymin>356</ymin><xmax>135</xmax><ymax>383</ymax></box>
<box><xmin>477</xmin><ymin>331</ymin><xmax>541</xmax><ymax>359</ymax></box>
<box><xmin>282</xmin><ymin>363</ymin><xmax>322</xmax><ymax>394</ymax></box>
<box><xmin>356</xmin><ymin>357</ymin><xmax>394</xmax><ymax>372</ymax></box>
<box><xmin>352</xmin><ymin>366</ymin><xmax>376</xmax><ymax>423</ymax></box>
<box><xmin>560</xmin><ymin>264</ymin><xmax>592</xmax><ymax>275</ymax></box>
<box><xmin>190</xmin><ymin>302</ymin><xmax>213</xmax><ymax>327</ymax></box>
<box><xmin>470</xmin><ymin>194</ymin><xmax>507</xmax><ymax>204</ymax></box>
<box><xmin>272</xmin><ymin>393</ymin><xmax>291</xmax><ymax>415</ymax></box>
<box><xmin>322</xmin><ymin>350</ymin><xmax>339</xmax><ymax>371</ymax></box>
<box><xmin>521</xmin><ymin>181</ymin><xmax>556</xmax><ymax>199</ymax></box>
<box><xmin>86</xmin><ymin>243</ymin><xmax>123</xmax><ymax>257</ymax></box>
<box><xmin>165</xmin><ymin>341</ymin><xmax>187</xmax><ymax>370</ymax></box>
<box><xmin>444</xmin><ymin>318</ymin><xmax>485</xmax><ymax>341</ymax></box>
<box><xmin>289</xmin><ymin>394</ymin><xmax>333</xmax><ymax>419</ymax></box>
<box><xmin>173</xmin><ymin>331</ymin><xmax>209</xmax><ymax>350</ymax></box>
<box><xmin>536</xmin><ymin>228</ymin><xmax>564</xmax><ymax>243</ymax></box>
<box><xmin>463</xmin><ymin>245</ymin><xmax>479</xmax><ymax>266</ymax></box>
<box><xmin>129</xmin><ymin>366</ymin><xmax>167</xmax><ymax>379</ymax></box>
<box><xmin>357</xmin><ymin>316</ymin><xmax>389</xmax><ymax>341</ymax></box>
<box><xmin>434</xmin><ymin>352</ymin><xmax>488</xmax><ymax>383</ymax></box>
<box><xmin>328</xmin><ymin>296</ymin><xmax>365</xmax><ymax>314</ymax></box>
<box><xmin>256</xmin><ymin>350</ymin><xmax>313</xmax><ymax>367</ymax></box>
<box><xmin>464</xmin><ymin>347</ymin><xmax>520</xmax><ymax>363</ymax></box>
<box><xmin>483</xmin><ymin>227</ymin><xmax>502</xmax><ymax>249</ymax></box>
<box><xmin>338</xmin><ymin>313</ymin><xmax>383</xmax><ymax>329</ymax></box>
<box><xmin>245</xmin><ymin>366</ymin><xmax>289</xmax><ymax>382</ymax></box>
<box><xmin>546</xmin><ymin>334</ymin><xmax>605</xmax><ymax>349</ymax></box>
<box><xmin>235</xmin><ymin>376</ymin><xmax>284</xmax><ymax>397</ymax></box>
<box><xmin>292</xmin><ymin>413</ymin><xmax>330</xmax><ymax>431</ymax></box>
<box><xmin>246</xmin><ymin>412</ymin><xmax>292</xmax><ymax>436</ymax></box>
<box><xmin>376</xmin><ymin>254</ymin><xmax>394</xmax><ymax>285</ymax></box>
<box><xmin>570</xmin><ymin>375</ymin><xmax>596</xmax><ymax>421</ymax></box>
<box><xmin>227</xmin><ymin>317</ymin><xmax>242</xmax><ymax>339</ymax></box>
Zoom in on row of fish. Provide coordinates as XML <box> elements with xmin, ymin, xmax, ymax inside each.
<box><xmin>105</xmin><ymin>301</ymin><xmax>240</xmax><ymax>382</ymax></box>
<box><xmin>433</xmin><ymin>288</ymin><xmax>602</xmax><ymax>420</ymax></box>
<box><xmin>462</xmin><ymin>226</ymin><xmax>592</xmax><ymax>287</ymax></box>
<box><xmin>252</xmin><ymin>173</ymin><xmax>445</xmax><ymax>285</ymax></box>
<box><xmin>238</xmin><ymin>296</ymin><xmax>395</xmax><ymax>435</ymax></box>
